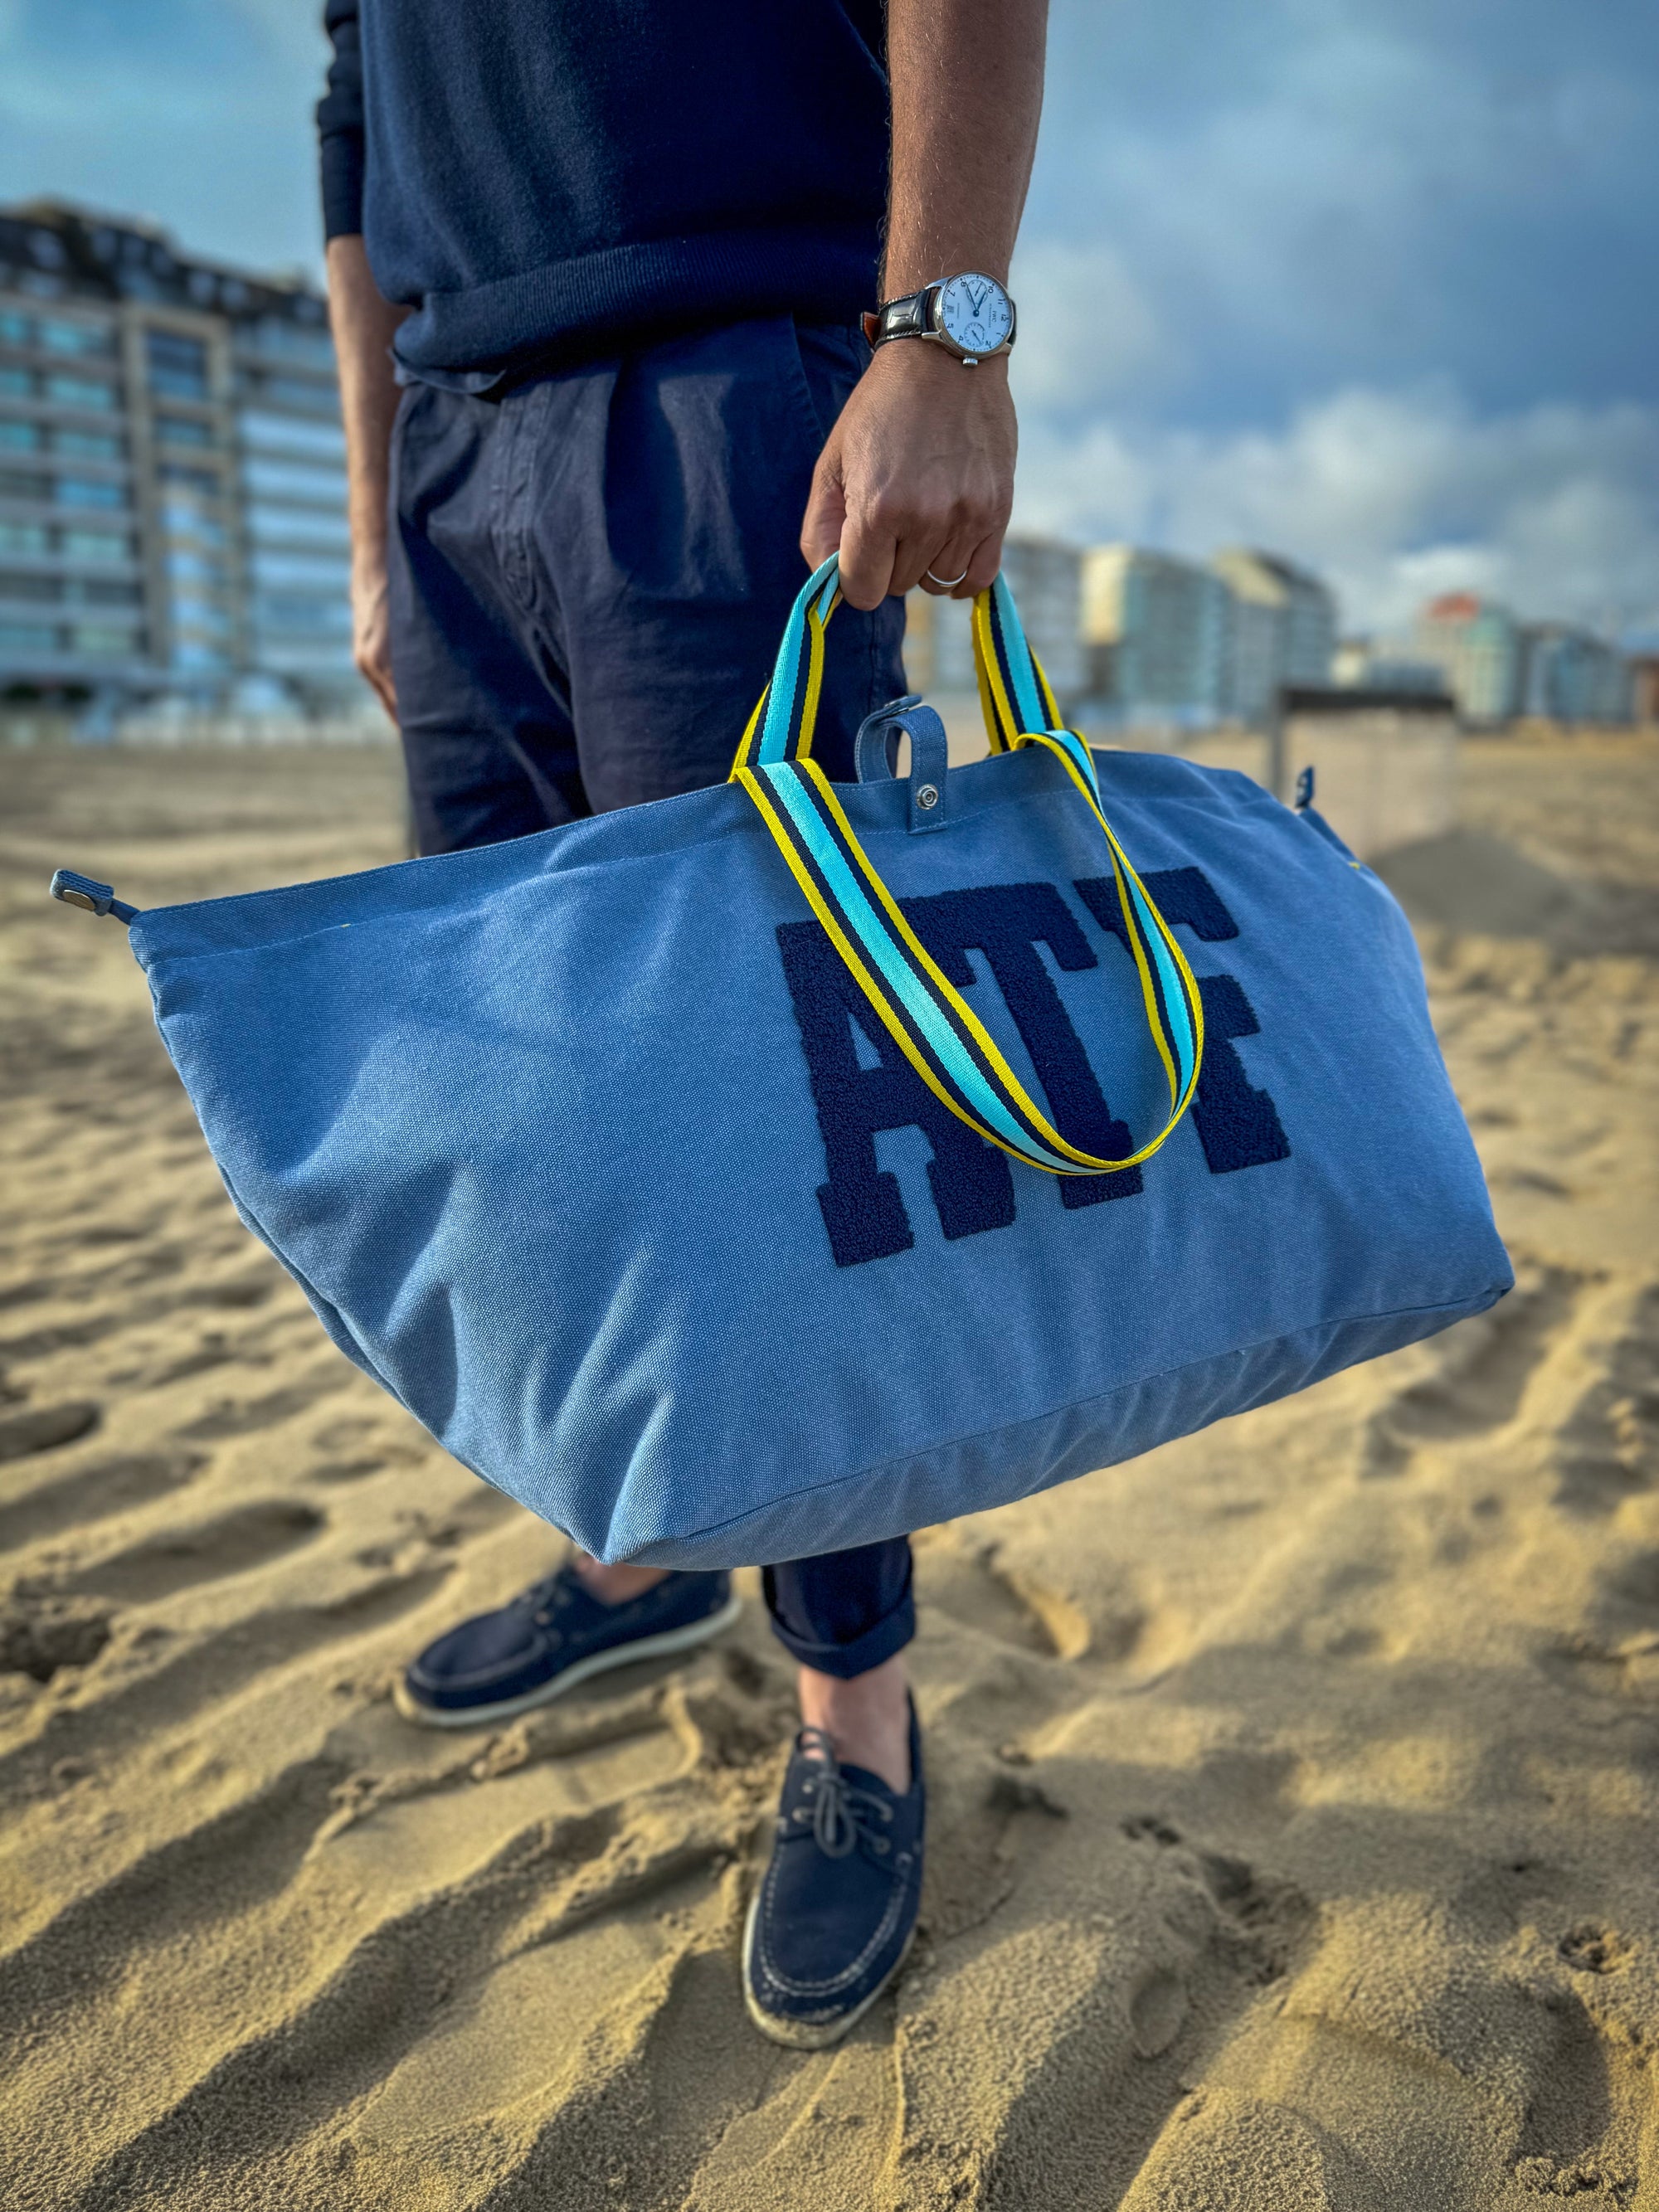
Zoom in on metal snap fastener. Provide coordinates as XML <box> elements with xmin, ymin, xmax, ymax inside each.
<box><xmin>915</xmin><ymin>783</ymin><xmax>939</xmax><ymax>810</ymax></box>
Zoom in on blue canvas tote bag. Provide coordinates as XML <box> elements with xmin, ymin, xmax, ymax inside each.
<box><xmin>53</xmin><ymin>557</ymin><xmax>1511</xmax><ymax>1567</ymax></box>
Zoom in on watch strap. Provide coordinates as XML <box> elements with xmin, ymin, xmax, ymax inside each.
<box><xmin>862</xmin><ymin>287</ymin><xmax>936</xmax><ymax>349</ymax></box>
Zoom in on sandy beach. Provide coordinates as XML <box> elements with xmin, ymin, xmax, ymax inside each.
<box><xmin>2</xmin><ymin>731</ymin><xmax>1657</xmax><ymax>2210</ymax></box>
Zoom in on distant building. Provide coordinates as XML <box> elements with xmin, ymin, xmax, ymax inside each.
<box><xmin>1081</xmin><ymin>545</ymin><xmax>1229</xmax><ymax>723</ymax></box>
<box><xmin>1519</xmin><ymin>623</ymin><xmax>1632</xmax><ymax>725</ymax></box>
<box><xmin>0</xmin><ymin>199</ymin><xmax>355</xmax><ymax>714</ymax></box>
<box><xmin>906</xmin><ymin>534</ymin><xmax>1085</xmax><ymax>712</ymax></box>
<box><xmin>1630</xmin><ymin>655</ymin><xmax>1659</xmax><ymax>727</ymax></box>
<box><xmin>1211</xmin><ymin>547</ymin><xmax>1337</xmax><ymax>723</ymax></box>
<box><xmin>1412</xmin><ymin>594</ymin><xmax>1524</xmax><ymax>725</ymax></box>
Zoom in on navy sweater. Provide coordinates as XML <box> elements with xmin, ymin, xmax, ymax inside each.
<box><xmin>319</xmin><ymin>0</ymin><xmax>891</xmax><ymax>379</ymax></box>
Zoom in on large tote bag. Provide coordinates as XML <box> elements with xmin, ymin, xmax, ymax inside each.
<box><xmin>81</xmin><ymin>557</ymin><xmax>1511</xmax><ymax>1566</ymax></box>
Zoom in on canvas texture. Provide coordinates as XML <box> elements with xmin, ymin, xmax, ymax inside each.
<box><xmin>128</xmin><ymin>591</ymin><xmax>1512</xmax><ymax>1567</ymax></box>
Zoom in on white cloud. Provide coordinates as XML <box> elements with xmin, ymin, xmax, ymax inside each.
<box><xmin>1007</xmin><ymin>240</ymin><xmax>1175</xmax><ymax>411</ymax></box>
<box><xmin>1012</xmin><ymin>382</ymin><xmax>1659</xmax><ymax>634</ymax></box>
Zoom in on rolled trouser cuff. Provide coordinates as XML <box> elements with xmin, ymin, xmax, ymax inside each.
<box><xmin>761</xmin><ymin>1539</ymin><xmax>915</xmax><ymax>1680</ymax></box>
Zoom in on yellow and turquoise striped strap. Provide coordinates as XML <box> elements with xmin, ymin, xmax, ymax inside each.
<box><xmin>731</xmin><ymin>556</ymin><xmax>1204</xmax><ymax>1177</ymax></box>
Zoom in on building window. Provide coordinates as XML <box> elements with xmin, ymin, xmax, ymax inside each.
<box><xmin>171</xmin><ymin>641</ymin><xmax>228</xmax><ymax>671</ymax></box>
<box><xmin>0</xmin><ymin>310</ymin><xmax>31</xmax><ymax>348</ymax></box>
<box><xmin>166</xmin><ymin>548</ymin><xmax>227</xmax><ymax>584</ymax></box>
<box><xmin>44</xmin><ymin>373</ymin><xmax>119</xmax><ymax>411</ymax></box>
<box><xmin>0</xmin><ymin>521</ymin><xmax>49</xmax><ymax>556</ymax></box>
<box><xmin>249</xmin><ymin>505</ymin><xmax>350</xmax><ymax>550</ymax></box>
<box><xmin>244</xmin><ymin>455</ymin><xmax>347</xmax><ymax>505</ymax></box>
<box><xmin>0</xmin><ymin>420</ymin><xmax>42</xmax><ymax>452</ymax></box>
<box><xmin>0</xmin><ymin>570</ymin><xmax>62</xmax><ymax>602</ymax></box>
<box><xmin>251</xmin><ymin>549</ymin><xmax>351</xmax><ymax>589</ymax></box>
<box><xmin>56</xmin><ymin>477</ymin><xmax>129</xmax><ymax>510</ymax></box>
<box><xmin>53</xmin><ymin>429</ymin><xmax>124</xmax><ymax>460</ymax></box>
<box><xmin>244</xmin><ymin>318</ymin><xmax>336</xmax><ymax>369</ymax></box>
<box><xmin>71</xmin><ymin>625</ymin><xmax>137</xmax><ymax>656</ymax></box>
<box><xmin>239</xmin><ymin>409</ymin><xmax>345</xmax><ymax>461</ymax></box>
<box><xmin>76</xmin><ymin>578</ymin><xmax>142</xmax><ymax>607</ymax></box>
<box><xmin>160</xmin><ymin>464</ymin><xmax>221</xmax><ymax>495</ymax></box>
<box><xmin>0</xmin><ymin>367</ymin><xmax>33</xmax><ymax>398</ymax></box>
<box><xmin>60</xmin><ymin>529</ymin><xmax>132</xmax><ymax>562</ymax></box>
<box><xmin>255</xmin><ymin>594</ymin><xmax>352</xmax><ymax>634</ymax></box>
<box><xmin>145</xmin><ymin>328</ymin><xmax>210</xmax><ymax>401</ymax></box>
<box><xmin>170</xmin><ymin>592</ymin><xmax>231</xmax><ymax>634</ymax></box>
<box><xmin>0</xmin><ymin>467</ymin><xmax>51</xmax><ymax>500</ymax></box>
<box><xmin>40</xmin><ymin>319</ymin><xmax>114</xmax><ymax>358</ymax></box>
<box><xmin>156</xmin><ymin>414</ymin><xmax>214</xmax><ymax>448</ymax></box>
<box><xmin>241</xmin><ymin>374</ymin><xmax>340</xmax><ymax>419</ymax></box>
<box><xmin>0</xmin><ymin>620</ymin><xmax>60</xmax><ymax>653</ymax></box>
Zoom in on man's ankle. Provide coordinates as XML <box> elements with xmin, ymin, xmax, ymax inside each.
<box><xmin>570</xmin><ymin>1553</ymin><xmax>671</xmax><ymax>1607</ymax></box>
<box><xmin>796</xmin><ymin>1653</ymin><xmax>912</xmax><ymax>1794</ymax></box>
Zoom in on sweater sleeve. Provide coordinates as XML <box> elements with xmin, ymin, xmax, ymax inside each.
<box><xmin>317</xmin><ymin>0</ymin><xmax>367</xmax><ymax>240</ymax></box>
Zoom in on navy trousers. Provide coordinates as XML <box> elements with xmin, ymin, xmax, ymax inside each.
<box><xmin>387</xmin><ymin>314</ymin><xmax>914</xmax><ymax>1680</ymax></box>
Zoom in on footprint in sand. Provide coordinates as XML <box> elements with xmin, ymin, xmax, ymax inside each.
<box><xmin>0</xmin><ymin>1401</ymin><xmax>101</xmax><ymax>1463</ymax></box>
<box><xmin>0</xmin><ymin>1449</ymin><xmax>207</xmax><ymax>1551</ymax></box>
<box><xmin>55</xmin><ymin>1500</ymin><xmax>326</xmax><ymax>1603</ymax></box>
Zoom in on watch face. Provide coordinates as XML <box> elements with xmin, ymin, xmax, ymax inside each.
<box><xmin>936</xmin><ymin>273</ymin><xmax>1013</xmax><ymax>356</ymax></box>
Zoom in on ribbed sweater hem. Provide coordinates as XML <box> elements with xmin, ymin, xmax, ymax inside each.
<box><xmin>388</xmin><ymin>225</ymin><xmax>880</xmax><ymax>376</ymax></box>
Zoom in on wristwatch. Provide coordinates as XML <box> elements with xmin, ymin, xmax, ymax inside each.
<box><xmin>862</xmin><ymin>271</ymin><xmax>1017</xmax><ymax>367</ymax></box>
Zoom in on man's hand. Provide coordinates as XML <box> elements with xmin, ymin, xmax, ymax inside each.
<box><xmin>350</xmin><ymin>551</ymin><xmax>397</xmax><ymax>717</ymax></box>
<box><xmin>801</xmin><ymin>342</ymin><xmax>1016</xmax><ymax>611</ymax></box>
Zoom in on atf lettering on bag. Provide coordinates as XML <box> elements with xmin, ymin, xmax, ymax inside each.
<box><xmin>776</xmin><ymin>869</ymin><xmax>1290</xmax><ymax>1269</ymax></box>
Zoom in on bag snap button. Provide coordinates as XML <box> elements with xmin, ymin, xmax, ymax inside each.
<box><xmin>915</xmin><ymin>784</ymin><xmax>939</xmax><ymax>811</ymax></box>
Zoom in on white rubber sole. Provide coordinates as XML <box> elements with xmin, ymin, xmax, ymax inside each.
<box><xmin>393</xmin><ymin>1589</ymin><xmax>744</xmax><ymax>1730</ymax></box>
<box><xmin>741</xmin><ymin>1884</ymin><xmax>916</xmax><ymax>2049</ymax></box>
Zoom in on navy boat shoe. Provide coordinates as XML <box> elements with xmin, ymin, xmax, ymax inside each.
<box><xmin>743</xmin><ymin>1701</ymin><xmax>924</xmax><ymax>2048</ymax></box>
<box><xmin>396</xmin><ymin>1563</ymin><xmax>740</xmax><ymax>1728</ymax></box>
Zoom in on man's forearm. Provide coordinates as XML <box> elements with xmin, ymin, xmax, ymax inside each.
<box><xmin>800</xmin><ymin>0</ymin><xmax>1047</xmax><ymax>609</ymax></box>
<box><xmin>326</xmin><ymin>235</ymin><xmax>409</xmax><ymax>570</ymax></box>
<box><xmin>882</xmin><ymin>0</ymin><xmax>1047</xmax><ymax>297</ymax></box>
<box><xmin>326</xmin><ymin>236</ymin><xmax>410</xmax><ymax>714</ymax></box>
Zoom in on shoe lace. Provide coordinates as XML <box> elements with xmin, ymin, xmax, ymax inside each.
<box><xmin>793</xmin><ymin>1728</ymin><xmax>896</xmax><ymax>1859</ymax></box>
<box><xmin>519</xmin><ymin>1568</ymin><xmax>580</xmax><ymax>1628</ymax></box>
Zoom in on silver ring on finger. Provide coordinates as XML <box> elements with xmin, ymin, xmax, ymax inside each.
<box><xmin>926</xmin><ymin>566</ymin><xmax>970</xmax><ymax>589</ymax></box>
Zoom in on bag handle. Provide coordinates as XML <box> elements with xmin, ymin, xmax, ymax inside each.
<box><xmin>729</xmin><ymin>556</ymin><xmax>1204</xmax><ymax>1177</ymax></box>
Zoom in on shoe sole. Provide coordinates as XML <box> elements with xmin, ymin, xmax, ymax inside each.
<box><xmin>740</xmin><ymin>1884</ymin><xmax>916</xmax><ymax>2049</ymax></box>
<box><xmin>393</xmin><ymin>1589</ymin><xmax>745</xmax><ymax>1730</ymax></box>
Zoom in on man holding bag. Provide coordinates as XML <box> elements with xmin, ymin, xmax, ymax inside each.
<box><xmin>319</xmin><ymin>0</ymin><xmax>1045</xmax><ymax>2045</ymax></box>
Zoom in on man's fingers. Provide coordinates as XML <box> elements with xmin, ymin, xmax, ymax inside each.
<box><xmin>800</xmin><ymin>463</ymin><xmax>847</xmax><ymax>572</ymax></box>
<box><xmin>912</xmin><ymin>531</ymin><xmax>980</xmax><ymax>595</ymax></box>
<box><xmin>955</xmin><ymin>530</ymin><xmax>1005</xmax><ymax>600</ymax></box>
<box><xmin>836</xmin><ymin>509</ymin><xmax>898</xmax><ymax>611</ymax></box>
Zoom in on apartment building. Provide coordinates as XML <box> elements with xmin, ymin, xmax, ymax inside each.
<box><xmin>1412</xmin><ymin>593</ymin><xmax>1525</xmax><ymax>726</ymax></box>
<box><xmin>1518</xmin><ymin>622</ymin><xmax>1632</xmax><ymax>725</ymax></box>
<box><xmin>0</xmin><ymin>200</ymin><xmax>353</xmax><ymax>713</ymax></box>
<box><xmin>1210</xmin><ymin>547</ymin><xmax>1337</xmax><ymax>723</ymax></box>
<box><xmin>1080</xmin><ymin>545</ymin><xmax>1231</xmax><ymax>724</ymax></box>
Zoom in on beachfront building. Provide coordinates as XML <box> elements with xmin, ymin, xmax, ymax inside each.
<box><xmin>0</xmin><ymin>199</ymin><xmax>355</xmax><ymax>716</ymax></box>
<box><xmin>905</xmin><ymin>533</ymin><xmax>1086</xmax><ymax>713</ymax></box>
<box><xmin>1210</xmin><ymin>547</ymin><xmax>1337</xmax><ymax>724</ymax></box>
<box><xmin>1518</xmin><ymin>623</ymin><xmax>1632</xmax><ymax>726</ymax></box>
<box><xmin>1412</xmin><ymin>593</ymin><xmax>1525</xmax><ymax>726</ymax></box>
<box><xmin>1079</xmin><ymin>544</ymin><xmax>1230</xmax><ymax>727</ymax></box>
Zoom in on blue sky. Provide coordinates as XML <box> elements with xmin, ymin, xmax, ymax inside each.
<box><xmin>2</xmin><ymin>0</ymin><xmax>1655</xmax><ymax>632</ymax></box>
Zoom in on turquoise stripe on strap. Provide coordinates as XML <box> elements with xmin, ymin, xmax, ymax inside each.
<box><xmin>1124</xmin><ymin>869</ymin><xmax>1198</xmax><ymax>1088</ymax></box>
<box><xmin>993</xmin><ymin>573</ymin><xmax>1047</xmax><ymax>736</ymax></box>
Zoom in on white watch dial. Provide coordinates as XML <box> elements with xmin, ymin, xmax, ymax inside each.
<box><xmin>937</xmin><ymin>272</ymin><xmax>1012</xmax><ymax>356</ymax></box>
